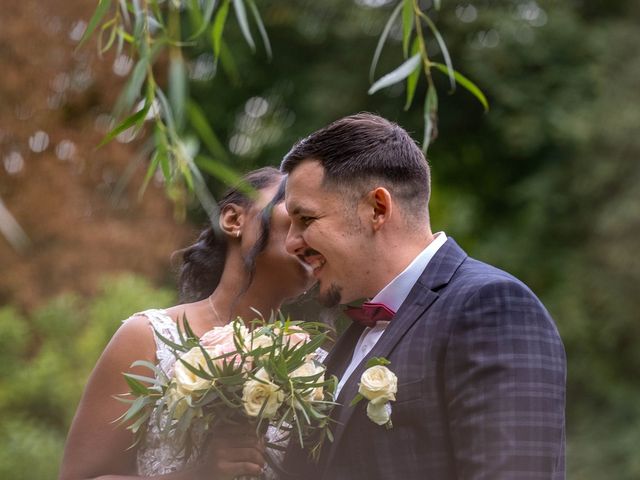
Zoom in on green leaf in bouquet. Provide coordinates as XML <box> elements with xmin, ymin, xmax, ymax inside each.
<box><xmin>123</xmin><ymin>372</ymin><xmax>164</xmax><ymax>387</ymax></box>
<box><xmin>124</xmin><ymin>373</ymin><xmax>152</xmax><ymax>396</ymax></box>
<box><xmin>179</xmin><ymin>313</ymin><xmax>195</xmax><ymax>339</ymax></box>
<box><xmin>178</xmin><ymin>356</ymin><xmax>214</xmax><ymax>381</ymax></box>
<box><xmin>130</xmin><ymin>359</ymin><xmax>168</xmax><ymax>383</ymax></box>
<box><xmin>214</xmin><ymin>371</ymin><xmax>246</xmax><ymax>386</ymax></box>
<box><xmin>153</xmin><ymin>327</ymin><xmax>190</xmax><ymax>353</ymax></box>
<box><xmin>174</xmin><ymin>404</ymin><xmax>198</xmax><ymax>438</ymax></box>
<box><xmin>119</xmin><ymin>396</ymin><xmax>147</xmax><ymax>423</ymax></box>
<box><xmin>326</xmin><ymin>427</ymin><xmax>334</xmax><ymax>443</ymax></box>
<box><xmin>129</xmin><ymin>407</ymin><xmax>152</xmax><ymax>434</ymax></box>
<box><xmin>210</xmin><ymin>383</ymin><xmax>243</xmax><ymax>408</ymax></box>
<box><xmin>197</xmin><ymin>342</ymin><xmax>218</xmax><ymax>376</ymax></box>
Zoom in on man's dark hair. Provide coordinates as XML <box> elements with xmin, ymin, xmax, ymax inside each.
<box><xmin>281</xmin><ymin>113</ymin><xmax>430</xmax><ymax>220</ymax></box>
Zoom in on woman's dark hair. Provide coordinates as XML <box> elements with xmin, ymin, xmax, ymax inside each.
<box><xmin>177</xmin><ymin>167</ymin><xmax>283</xmax><ymax>302</ymax></box>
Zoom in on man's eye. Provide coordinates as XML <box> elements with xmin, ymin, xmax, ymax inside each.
<box><xmin>300</xmin><ymin>216</ymin><xmax>315</xmax><ymax>225</ymax></box>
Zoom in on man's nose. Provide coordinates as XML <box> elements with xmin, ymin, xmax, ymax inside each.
<box><xmin>285</xmin><ymin>224</ymin><xmax>305</xmax><ymax>255</ymax></box>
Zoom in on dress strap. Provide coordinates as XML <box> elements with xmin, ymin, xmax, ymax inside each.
<box><xmin>130</xmin><ymin>309</ymin><xmax>180</xmax><ymax>378</ymax></box>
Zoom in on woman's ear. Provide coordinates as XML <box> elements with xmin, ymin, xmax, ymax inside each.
<box><xmin>363</xmin><ymin>187</ymin><xmax>392</xmax><ymax>232</ymax></box>
<box><xmin>219</xmin><ymin>203</ymin><xmax>245</xmax><ymax>239</ymax></box>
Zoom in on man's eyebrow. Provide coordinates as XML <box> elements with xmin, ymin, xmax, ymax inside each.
<box><xmin>289</xmin><ymin>205</ymin><xmax>313</xmax><ymax>216</ymax></box>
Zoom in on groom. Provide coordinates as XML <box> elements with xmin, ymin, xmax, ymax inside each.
<box><xmin>280</xmin><ymin>113</ymin><xmax>566</xmax><ymax>479</ymax></box>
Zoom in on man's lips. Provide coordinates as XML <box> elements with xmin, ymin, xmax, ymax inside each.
<box><xmin>298</xmin><ymin>249</ymin><xmax>326</xmax><ymax>277</ymax></box>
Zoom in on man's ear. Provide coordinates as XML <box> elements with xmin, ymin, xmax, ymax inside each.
<box><xmin>219</xmin><ymin>203</ymin><xmax>245</xmax><ymax>239</ymax></box>
<box><xmin>364</xmin><ymin>187</ymin><xmax>392</xmax><ymax>232</ymax></box>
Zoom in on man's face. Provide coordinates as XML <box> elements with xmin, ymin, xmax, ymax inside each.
<box><xmin>284</xmin><ymin>160</ymin><xmax>373</xmax><ymax>306</ymax></box>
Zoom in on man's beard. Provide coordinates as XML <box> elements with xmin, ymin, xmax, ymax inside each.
<box><xmin>317</xmin><ymin>283</ymin><xmax>342</xmax><ymax>308</ymax></box>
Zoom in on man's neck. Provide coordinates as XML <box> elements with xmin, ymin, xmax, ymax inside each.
<box><xmin>366</xmin><ymin>231</ymin><xmax>436</xmax><ymax>298</ymax></box>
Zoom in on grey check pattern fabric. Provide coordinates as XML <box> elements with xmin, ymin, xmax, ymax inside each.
<box><xmin>283</xmin><ymin>238</ymin><xmax>566</xmax><ymax>480</ymax></box>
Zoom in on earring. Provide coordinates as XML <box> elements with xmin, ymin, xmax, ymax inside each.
<box><xmin>235</xmin><ymin>231</ymin><xmax>241</xmax><ymax>238</ymax></box>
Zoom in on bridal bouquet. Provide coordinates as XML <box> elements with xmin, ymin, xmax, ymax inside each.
<box><xmin>117</xmin><ymin>313</ymin><xmax>337</xmax><ymax>463</ymax></box>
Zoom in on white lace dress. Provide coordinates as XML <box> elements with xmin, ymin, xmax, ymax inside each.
<box><xmin>133</xmin><ymin>309</ymin><xmax>286</xmax><ymax>479</ymax></box>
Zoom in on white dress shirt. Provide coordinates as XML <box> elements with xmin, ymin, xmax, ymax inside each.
<box><xmin>335</xmin><ymin>232</ymin><xmax>447</xmax><ymax>396</ymax></box>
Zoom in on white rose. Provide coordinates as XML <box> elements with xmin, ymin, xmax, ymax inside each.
<box><xmin>358</xmin><ymin>365</ymin><xmax>397</xmax><ymax>405</ymax></box>
<box><xmin>290</xmin><ymin>361</ymin><xmax>325</xmax><ymax>407</ymax></box>
<box><xmin>366</xmin><ymin>401</ymin><xmax>392</xmax><ymax>426</ymax></box>
<box><xmin>166</xmin><ymin>384</ymin><xmax>190</xmax><ymax>419</ymax></box>
<box><xmin>249</xmin><ymin>331</ymin><xmax>274</xmax><ymax>351</ymax></box>
<box><xmin>242</xmin><ymin>368</ymin><xmax>284</xmax><ymax>418</ymax></box>
<box><xmin>283</xmin><ymin>328</ymin><xmax>310</xmax><ymax>348</ymax></box>
<box><xmin>173</xmin><ymin>346</ymin><xmax>216</xmax><ymax>394</ymax></box>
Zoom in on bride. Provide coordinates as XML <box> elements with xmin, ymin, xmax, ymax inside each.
<box><xmin>59</xmin><ymin>167</ymin><xmax>313</xmax><ymax>480</ymax></box>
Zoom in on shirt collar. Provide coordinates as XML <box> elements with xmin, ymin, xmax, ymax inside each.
<box><xmin>371</xmin><ymin>232</ymin><xmax>447</xmax><ymax>312</ymax></box>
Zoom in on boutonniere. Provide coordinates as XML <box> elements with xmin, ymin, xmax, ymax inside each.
<box><xmin>350</xmin><ymin>357</ymin><xmax>397</xmax><ymax>429</ymax></box>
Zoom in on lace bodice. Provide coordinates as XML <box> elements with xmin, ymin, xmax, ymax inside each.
<box><xmin>132</xmin><ymin>309</ymin><xmax>285</xmax><ymax>479</ymax></box>
<box><xmin>134</xmin><ymin>309</ymin><xmax>203</xmax><ymax>476</ymax></box>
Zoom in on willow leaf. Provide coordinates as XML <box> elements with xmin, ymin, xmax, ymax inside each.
<box><xmin>402</xmin><ymin>0</ymin><xmax>414</xmax><ymax>58</ymax></box>
<box><xmin>98</xmin><ymin>104</ymin><xmax>148</xmax><ymax>148</ymax></box>
<box><xmin>431</xmin><ymin>62</ymin><xmax>489</xmax><ymax>111</ymax></box>
<box><xmin>369</xmin><ymin>1</ymin><xmax>403</xmax><ymax>82</ymax></box>
<box><xmin>187</xmin><ymin>101</ymin><xmax>229</xmax><ymax>161</ymax></box>
<box><xmin>232</xmin><ymin>0</ymin><xmax>255</xmax><ymax>52</ymax></box>
<box><xmin>77</xmin><ymin>0</ymin><xmax>112</xmax><ymax>49</ymax></box>
<box><xmin>139</xmin><ymin>150</ymin><xmax>160</xmax><ymax>197</ymax></box>
<box><xmin>404</xmin><ymin>38</ymin><xmax>421</xmax><ymax>110</ymax></box>
<box><xmin>420</xmin><ymin>13</ymin><xmax>454</xmax><ymax>90</ymax></box>
<box><xmin>422</xmin><ymin>85</ymin><xmax>438</xmax><ymax>153</ymax></box>
<box><xmin>212</xmin><ymin>0</ymin><xmax>230</xmax><ymax>59</ymax></box>
<box><xmin>247</xmin><ymin>0</ymin><xmax>272</xmax><ymax>59</ymax></box>
<box><xmin>169</xmin><ymin>57</ymin><xmax>187</xmax><ymax>130</ymax></box>
<box><xmin>369</xmin><ymin>53</ymin><xmax>421</xmax><ymax>95</ymax></box>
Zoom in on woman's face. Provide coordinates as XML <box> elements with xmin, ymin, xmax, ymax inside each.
<box><xmin>245</xmin><ymin>183</ymin><xmax>313</xmax><ymax>299</ymax></box>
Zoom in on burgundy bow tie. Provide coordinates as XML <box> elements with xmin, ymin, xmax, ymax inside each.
<box><xmin>344</xmin><ymin>302</ymin><xmax>395</xmax><ymax>328</ymax></box>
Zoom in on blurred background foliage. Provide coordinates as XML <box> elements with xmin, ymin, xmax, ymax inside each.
<box><xmin>1</xmin><ymin>0</ymin><xmax>639</xmax><ymax>478</ymax></box>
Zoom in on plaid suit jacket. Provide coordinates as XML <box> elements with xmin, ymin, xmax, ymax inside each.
<box><xmin>283</xmin><ymin>238</ymin><xmax>566</xmax><ymax>480</ymax></box>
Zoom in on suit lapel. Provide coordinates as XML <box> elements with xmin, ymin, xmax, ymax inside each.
<box><xmin>321</xmin><ymin>238</ymin><xmax>468</xmax><ymax>473</ymax></box>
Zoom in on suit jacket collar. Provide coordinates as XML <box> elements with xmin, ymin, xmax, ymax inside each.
<box><xmin>321</xmin><ymin>238</ymin><xmax>468</xmax><ymax>474</ymax></box>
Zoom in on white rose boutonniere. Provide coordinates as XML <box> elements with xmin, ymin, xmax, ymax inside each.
<box><xmin>350</xmin><ymin>357</ymin><xmax>397</xmax><ymax>429</ymax></box>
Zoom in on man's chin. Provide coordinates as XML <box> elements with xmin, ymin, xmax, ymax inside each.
<box><xmin>316</xmin><ymin>283</ymin><xmax>343</xmax><ymax>308</ymax></box>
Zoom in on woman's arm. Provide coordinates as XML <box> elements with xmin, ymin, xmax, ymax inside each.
<box><xmin>59</xmin><ymin>315</ymin><xmax>265</xmax><ymax>480</ymax></box>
